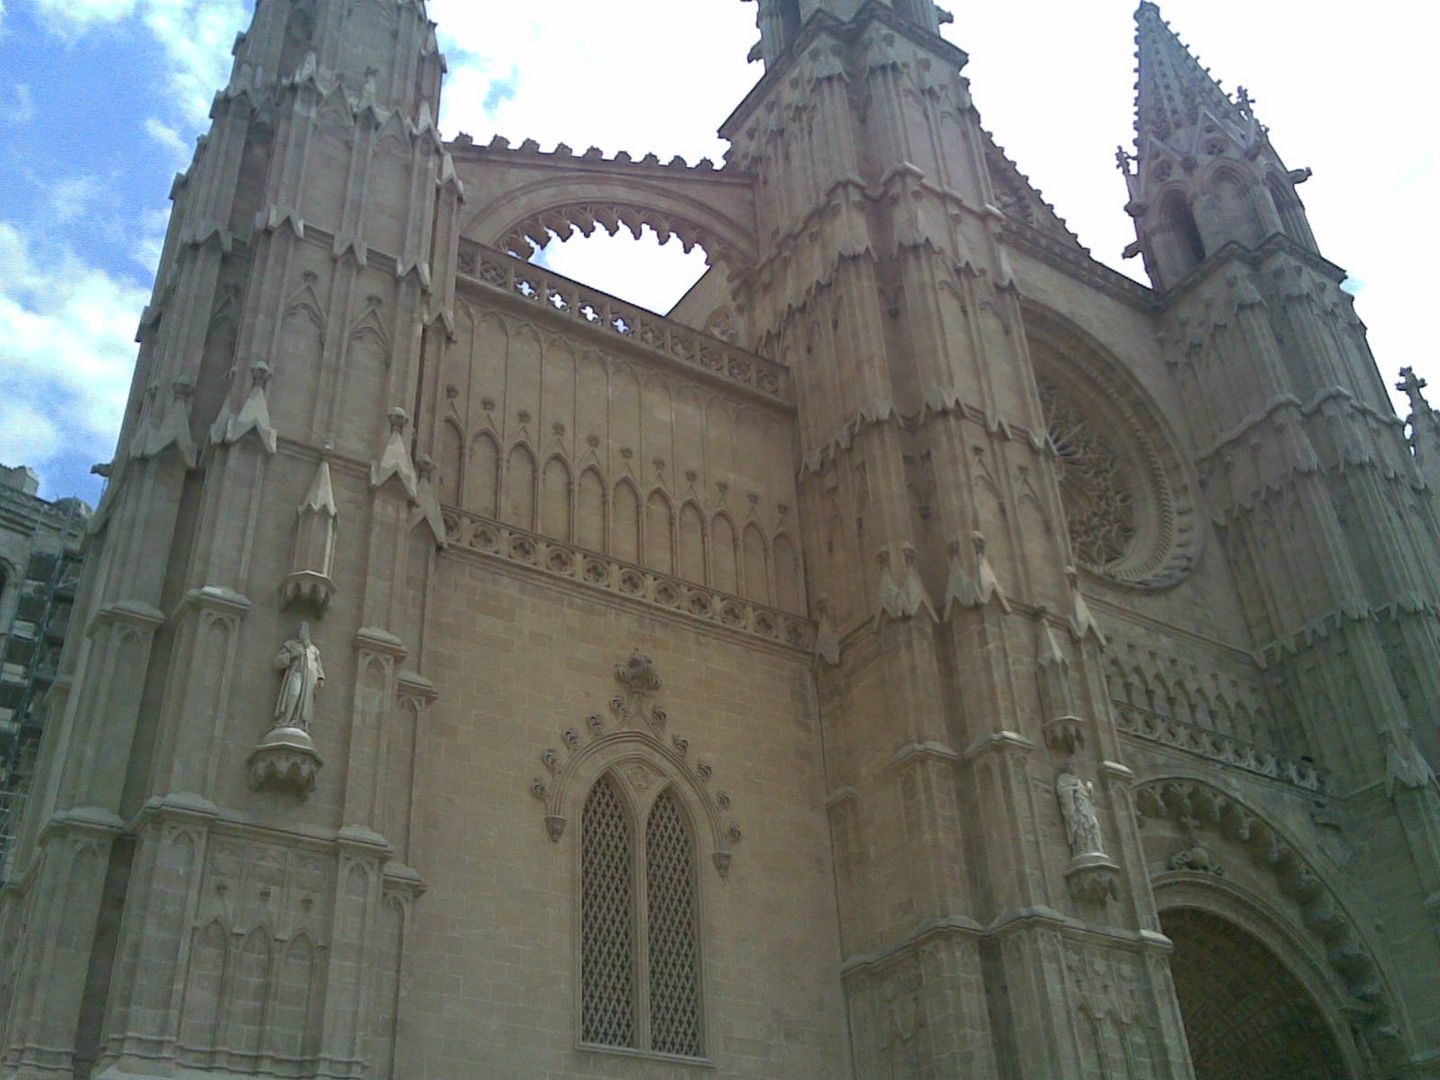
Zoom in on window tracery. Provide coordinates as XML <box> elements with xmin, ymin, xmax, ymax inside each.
<box><xmin>580</xmin><ymin>775</ymin><xmax>704</xmax><ymax>1059</ymax></box>
<box><xmin>1038</xmin><ymin>376</ymin><xmax>1138</xmax><ymax>570</ymax></box>
<box><xmin>581</xmin><ymin>777</ymin><xmax>637</xmax><ymax>1049</ymax></box>
<box><xmin>1025</xmin><ymin>310</ymin><xmax>1200</xmax><ymax>590</ymax></box>
<box><xmin>646</xmin><ymin>791</ymin><xmax>701</xmax><ymax>1056</ymax></box>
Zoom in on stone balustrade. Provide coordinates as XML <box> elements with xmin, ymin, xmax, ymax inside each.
<box><xmin>457</xmin><ymin>242</ymin><xmax>790</xmax><ymax>403</ymax></box>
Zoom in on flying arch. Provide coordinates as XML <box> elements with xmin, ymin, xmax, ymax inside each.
<box><xmin>454</xmin><ymin>152</ymin><xmax>760</xmax><ymax>269</ymax></box>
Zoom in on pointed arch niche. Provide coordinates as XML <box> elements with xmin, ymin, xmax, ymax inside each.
<box><xmin>1136</xmin><ymin>777</ymin><xmax>1409</xmax><ymax>1073</ymax></box>
<box><xmin>529</xmin><ymin>650</ymin><xmax>742</xmax><ymax>876</ymax></box>
<box><xmin>528</xmin><ymin>651</ymin><xmax>737</xmax><ymax>1062</ymax></box>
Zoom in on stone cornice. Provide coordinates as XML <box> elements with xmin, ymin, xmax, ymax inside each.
<box><xmin>1152</xmin><ymin>233</ymin><xmax>1349</xmax><ymax>308</ymax></box>
<box><xmin>1004</xmin><ymin>221</ymin><xmax>1155</xmax><ymax>311</ymax></box>
<box><xmin>440</xmin><ymin>507</ymin><xmax>816</xmax><ymax>658</ymax></box>
<box><xmin>796</xmin><ymin>384</ymin><xmax>1052</xmax><ymax>476</ymax></box>
<box><xmin>1196</xmin><ymin>386</ymin><xmax>1406</xmax><ymax>465</ymax></box>
<box><xmin>839</xmin><ymin>906</ymin><xmax>1173</xmax><ymax>979</ymax></box>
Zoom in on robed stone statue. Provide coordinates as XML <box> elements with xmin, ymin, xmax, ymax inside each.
<box><xmin>1056</xmin><ymin>766</ymin><xmax>1106</xmax><ymax>857</ymax></box>
<box><xmin>273</xmin><ymin>621</ymin><xmax>324</xmax><ymax>732</ymax></box>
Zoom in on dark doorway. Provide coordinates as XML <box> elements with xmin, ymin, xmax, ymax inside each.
<box><xmin>1163</xmin><ymin>908</ymin><xmax>1350</xmax><ymax>1079</ymax></box>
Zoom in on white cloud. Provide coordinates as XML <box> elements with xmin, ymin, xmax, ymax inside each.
<box><xmin>0</xmin><ymin>222</ymin><xmax>145</xmax><ymax>475</ymax></box>
<box><xmin>429</xmin><ymin>1</ymin><xmax>757</xmax><ymax>162</ymax></box>
<box><xmin>131</xmin><ymin>205</ymin><xmax>169</xmax><ymax>275</ymax></box>
<box><xmin>25</xmin><ymin>0</ymin><xmax>246</xmax><ymax>124</ymax></box>
<box><xmin>143</xmin><ymin>114</ymin><xmax>189</xmax><ymax>162</ymax></box>
<box><xmin>5</xmin><ymin>84</ymin><xmax>34</xmax><ymax>124</ymax></box>
<box><xmin>537</xmin><ymin>229</ymin><xmax>710</xmax><ymax>316</ymax></box>
<box><xmin>47</xmin><ymin>174</ymin><xmax>105</xmax><ymax>224</ymax></box>
<box><xmin>25</xmin><ymin>0</ymin><xmax>136</xmax><ymax>36</ymax></box>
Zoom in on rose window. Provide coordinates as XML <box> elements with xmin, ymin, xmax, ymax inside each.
<box><xmin>1039</xmin><ymin>377</ymin><xmax>1139</xmax><ymax>570</ymax></box>
<box><xmin>1027</xmin><ymin>316</ymin><xmax>1199</xmax><ymax>590</ymax></box>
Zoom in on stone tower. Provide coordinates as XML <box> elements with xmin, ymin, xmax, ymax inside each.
<box><xmin>1</xmin><ymin>1</ymin><xmax>1437</xmax><ymax>1077</ymax></box>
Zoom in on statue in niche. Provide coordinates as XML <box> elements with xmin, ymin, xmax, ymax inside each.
<box><xmin>272</xmin><ymin>622</ymin><xmax>325</xmax><ymax>732</ymax></box>
<box><xmin>1056</xmin><ymin>765</ymin><xmax>1105</xmax><ymax>857</ymax></box>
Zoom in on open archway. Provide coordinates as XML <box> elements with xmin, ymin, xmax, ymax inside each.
<box><xmin>1163</xmin><ymin>907</ymin><xmax>1352</xmax><ymax>1079</ymax></box>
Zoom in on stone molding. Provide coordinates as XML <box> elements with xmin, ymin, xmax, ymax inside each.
<box><xmin>1116</xmin><ymin>704</ymin><xmax>1322</xmax><ymax>791</ymax></box>
<box><xmin>1135</xmin><ymin>777</ymin><xmax>1396</xmax><ymax>1032</ymax></box>
<box><xmin>441</xmin><ymin>507</ymin><xmax>816</xmax><ymax>654</ymax></box>
<box><xmin>530</xmin><ymin>651</ymin><xmax>742</xmax><ymax>876</ymax></box>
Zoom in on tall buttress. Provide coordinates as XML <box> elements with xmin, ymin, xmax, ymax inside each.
<box><xmin>731</xmin><ymin>1</ymin><xmax>1194</xmax><ymax>1075</ymax></box>
<box><xmin>1123</xmin><ymin>1</ymin><xmax>1440</xmax><ymax>780</ymax></box>
<box><xmin>1123</xmin><ymin>1</ymin><xmax>1440</xmax><ymax>1053</ymax></box>
<box><xmin>0</xmin><ymin>2</ymin><xmax>457</xmax><ymax>1077</ymax></box>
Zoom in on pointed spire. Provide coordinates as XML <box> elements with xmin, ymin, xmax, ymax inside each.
<box><xmin>1134</xmin><ymin>2</ymin><xmax>1247</xmax><ymax>145</ymax></box>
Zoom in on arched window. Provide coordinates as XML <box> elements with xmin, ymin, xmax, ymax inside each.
<box><xmin>581</xmin><ymin>777</ymin><xmax>636</xmax><ymax>1048</ymax></box>
<box><xmin>1160</xmin><ymin>191</ymin><xmax>1206</xmax><ymax>274</ymax></box>
<box><xmin>1267</xmin><ymin>173</ymin><xmax>1315</xmax><ymax>249</ymax></box>
<box><xmin>580</xmin><ymin>775</ymin><xmax>703</xmax><ymax>1058</ymax></box>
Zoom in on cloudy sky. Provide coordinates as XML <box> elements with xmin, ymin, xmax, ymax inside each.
<box><xmin>0</xmin><ymin>0</ymin><xmax>1433</xmax><ymax>502</ymax></box>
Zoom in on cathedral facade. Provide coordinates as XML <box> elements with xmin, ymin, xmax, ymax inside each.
<box><xmin>2</xmin><ymin>1</ymin><xmax>1438</xmax><ymax>1077</ymax></box>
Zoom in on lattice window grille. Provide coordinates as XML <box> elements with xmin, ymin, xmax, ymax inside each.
<box><xmin>579</xmin><ymin>775</ymin><xmax>705</xmax><ymax>1059</ymax></box>
<box><xmin>581</xmin><ymin>778</ymin><xmax>636</xmax><ymax>1049</ymax></box>
<box><xmin>646</xmin><ymin>791</ymin><xmax>701</xmax><ymax>1057</ymax></box>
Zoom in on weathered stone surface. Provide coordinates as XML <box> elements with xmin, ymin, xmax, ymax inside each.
<box><xmin>2</xmin><ymin>2</ymin><xmax>1438</xmax><ymax>1078</ymax></box>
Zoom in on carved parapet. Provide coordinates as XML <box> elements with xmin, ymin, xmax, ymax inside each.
<box><xmin>1065</xmin><ymin>852</ymin><xmax>1121</xmax><ymax>905</ymax></box>
<box><xmin>1114</xmin><ymin>702</ymin><xmax>1322</xmax><ymax>791</ymax></box>
<box><xmin>458</xmin><ymin>245</ymin><xmax>788</xmax><ymax>402</ymax></box>
<box><xmin>247</xmin><ymin>726</ymin><xmax>323</xmax><ymax>795</ymax></box>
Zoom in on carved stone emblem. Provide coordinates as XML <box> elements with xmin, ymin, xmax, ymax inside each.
<box><xmin>611</xmin><ymin>648</ymin><xmax>666</xmax><ymax>733</ymax></box>
<box><xmin>616</xmin><ymin>649</ymin><xmax>662</xmax><ymax>693</ymax></box>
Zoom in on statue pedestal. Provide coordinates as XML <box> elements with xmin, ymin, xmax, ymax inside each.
<box><xmin>1065</xmin><ymin>851</ymin><xmax>1120</xmax><ymax>905</ymax></box>
<box><xmin>247</xmin><ymin>725</ymin><xmax>323</xmax><ymax>795</ymax></box>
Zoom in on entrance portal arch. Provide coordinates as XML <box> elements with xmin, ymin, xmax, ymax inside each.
<box><xmin>1162</xmin><ymin>906</ymin><xmax>1354</xmax><ymax>1079</ymax></box>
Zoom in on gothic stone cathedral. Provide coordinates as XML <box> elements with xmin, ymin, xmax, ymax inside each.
<box><xmin>2</xmin><ymin>1</ymin><xmax>1439</xmax><ymax>1077</ymax></box>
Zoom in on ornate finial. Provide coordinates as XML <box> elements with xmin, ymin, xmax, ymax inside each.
<box><xmin>1397</xmin><ymin>367</ymin><xmax>1430</xmax><ymax>416</ymax></box>
<box><xmin>1236</xmin><ymin>85</ymin><xmax>1255</xmax><ymax>115</ymax></box>
<box><xmin>387</xmin><ymin>406</ymin><xmax>408</xmax><ymax>434</ymax></box>
<box><xmin>1115</xmin><ymin>145</ymin><xmax>1135</xmax><ymax>174</ymax></box>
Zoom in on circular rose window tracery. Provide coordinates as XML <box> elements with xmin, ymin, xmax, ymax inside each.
<box><xmin>1027</xmin><ymin>314</ymin><xmax>1198</xmax><ymax>590</ymax></box>
<box><xmin>1039</xmin><ymin>378</ymin><xmax>1139</xmax><ymax>569</ymax></box>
